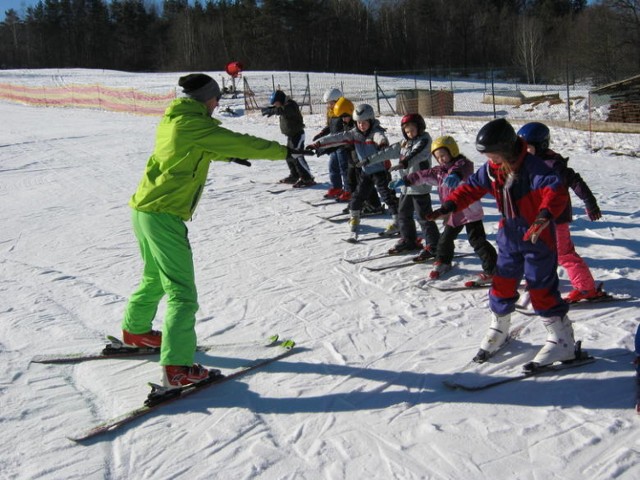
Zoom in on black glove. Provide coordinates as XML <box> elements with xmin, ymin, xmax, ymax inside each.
<box><xmin>228</xmin><ymin>158</ymin><xmax>251</xmax><ymax>167</ymax></box>
<box><xmin>425</xmin><ymin>201</ymin><xmax>456</xmax><ymax>221</ymax></box>
<box><xmin>261</xmin><ymin>106</ymin><xmax>276</xmax><ymax>117</ymax></box>
<box><xmin>586</xmin><ymin>205</ymin><xmax>602</xmax><ymax>221</ymax></box>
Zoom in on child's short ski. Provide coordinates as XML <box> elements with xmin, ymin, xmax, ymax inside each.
<box><xmin>302</xmin><ymin>199</ymin><xmax>338</xmax><ymax>207</ymax></box>
<box><xmin>428</xmin><ymin>282</ymin><xmax>485</xmax><ymax>292</ymax></box>
<box><xmin>31</xmin><ymin>334</ymin><xmax>280</xmax><ymax>364</ymax></box>
<box><xmin>68</xmin><ymin>339</ymin><xmax>296</xmax><ymax>442</ymax></box>
<box><xmin>341</xmin><ymin>233</ymin><xmax>397</xmax><ymax>244</ymax></box>
<box><xmin>343</xmin><ymin>251</ymin><xmax>409</xmax><ymax>264</ymax></box>
<box><xmin>364</xmin><ymin>259</ymin><xmax>424</xmax><ymax>271</ymax></box>
<box><xmin>432</xmin><ymin>279</ymin><xmax>519</xmax><ymax>292</ymax></box>
<box><xmin>565</xmin><ymin>292</ymin><xmax>635</xmax><ymax>306</ymax></box>
<box><xmin>514</xmin><ymin>293</ymin><xmax>635</xmax><ymax>317</ymax></box>
<box><xmin>364</xmin><ymin>252</ymin><xmax>473</xmax><ymax>272</ymax></box>
<box><xmin>318</xmin><ymin>208</ymin><xmax>385</xmax><ymax>223</ymax></box>
<box><xmin>444</xmin><ymin>342</ymin><xmax>594</xmax><ymax>391</ymax></box>
<box><xmin>248</xmin><ymin>180</ymin><xmax>289</xmax><ymax>194</ymax></box>
<box><xmin>318</xmin><ymin>213</ymin><xmax>350</xmax><ymax>222</ymax></box>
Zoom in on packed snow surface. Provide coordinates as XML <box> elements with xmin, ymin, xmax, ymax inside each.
<box><xmin>1</xmin><ymin>69</ymin><xmax>639</xmax><ymax>479</ymax></box>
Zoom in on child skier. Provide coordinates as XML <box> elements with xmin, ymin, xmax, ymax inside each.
<box><xmin>428</xmin><ymin>118</ymin><xmax>572</xmax><ymax>369</ymax></box>
<box><xmin>359</xmin><ymin>113</ymin><xmax>440</xmax><ymax>255</ymax></box>
<box><xmin>517</xmin><ymin>122</ymin><xmax>605</xmax><ymax>303</ymax></box>
<box><xmin>391</xmin><ymin>135</ymin><xmax>497</xmax><ymax>280</ymax></box>
<box><xmin>263</xmin><ymin>90</ymin><xmax>315</xmax><ymax>188</ymax></box>
<box><xmin>313</xmin><ymin>89</ymin><xmax>351</xmax><ymax>199</ymax></box>
<box><xmin>308</xmin><ymin>103</ymin><xmax>398</xmax><ymax>240</ymax></box>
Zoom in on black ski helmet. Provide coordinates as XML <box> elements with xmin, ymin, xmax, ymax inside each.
<box><xmin>475</xmin><ymin>118</ymin><xmax>518</xmax><ymax>155</ymax></box>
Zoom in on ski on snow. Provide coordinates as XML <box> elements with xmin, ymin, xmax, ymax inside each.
<box><xmin>31</xmin><ymin>334</ymin><xmax>281</xmax><ymax>364</ymax></box>
<box><xmin>317</xmin><ymin>209</ymin><xmax>386</xmax><ymax>223</ymax></box>
<box><xmin>443</xmin><ymin>342</ymin><xmax>595</xmax><ymax>391</ymax></box>
<box><xmin>343</xmin><ymin>251</ymin><xmax>402</xmax><ymax>264</ymax></box>
<box><xmin>364</xmin><ymin>253</ymin><xmax>474</xmax><ymax>273</ymax></box>
<box><xmin>347</xmin><ymin>251</ymin><xmax>472</xmax><ymax>268</ymax></box>
<box><xmin>515</xmin><ymin>293</ymin><xmax>635</xmax><ymax>316</ymax></box>
<box><xmin>248</xmin><ymin>180</ymin><xmax>290</xmax><ymax>194</ymax></box>
<box><xmin>67</xmin><ymin>339</ymin><xmax>296</xmax><ymax>442</ymax></box>
<box><xmin>302</xmin><ymin>198</ymin><xmax>342</xmax><ymax>207</ymax></box>
<box><xmin>341</xmin><ymin>232</ymin><xmax>400</xmax><ymax>244</ymax></box>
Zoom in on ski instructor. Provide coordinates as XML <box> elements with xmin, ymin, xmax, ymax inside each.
<box><xmin>121</xmin><ymin>73</ymin><xmax>288</xmax><ymax>389</ymax></box>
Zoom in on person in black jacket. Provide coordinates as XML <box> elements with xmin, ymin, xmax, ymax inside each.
<box><xmin>264</xmin><ymin>90</ymin><xmax>316</xmax><ymax>188</ymax></box>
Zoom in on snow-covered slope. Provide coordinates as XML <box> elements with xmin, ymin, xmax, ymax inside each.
<box><xmin>1</xmin><ymin>70</ymin><xmax>639</xmax><ymax>479</ymax></box>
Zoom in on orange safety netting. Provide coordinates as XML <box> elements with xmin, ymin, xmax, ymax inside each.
<box><xmin>0</xmin><ymin>83</ymin><xmax>176</xmax><ymax>116</ymax></box>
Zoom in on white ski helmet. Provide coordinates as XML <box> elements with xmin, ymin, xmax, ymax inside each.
<box><xmin>322</xmin><ymin>88</ymin><xmax>342</xmax><ymax>103</ymax></box>
<box><xmin>353</xmin><ymin>103</ymin><xmax>375</xmax><ymax>122</ymax></box>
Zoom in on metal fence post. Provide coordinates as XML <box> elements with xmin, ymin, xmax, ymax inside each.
<box><xmin>491</xmin><ymin>68</ymin><xmax>496</xmax><ymax>118</ymax></box>
<box><xmin>566</xmin><ymin>61</ymin><xmax>571</xmax><ymax>122</ymax></box>
<box><xmin>374</xmin><ymin>70</ymin><xmax>381</xmax><ymax>114</ymax></box>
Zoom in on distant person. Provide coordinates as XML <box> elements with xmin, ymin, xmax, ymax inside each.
<box><xmin>263</xmin><ymin>90</ymin><xmax>316</xmax><ymax>188</ymax></box>
<box><xmin>517</xmin><ymin>122</ymin><xmax>605</xmax><ymax>303</ymax></box>
<box><xmin>123</xmin><ymin>73</ymin><xmax>289</xmax><ymax>388</ymax></box>
<box><xmin>428</xmin><ymin>118</ymin><xmax>573</xmax><ymax>369</ymax></box>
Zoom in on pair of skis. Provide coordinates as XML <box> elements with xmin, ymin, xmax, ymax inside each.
<box><xmin>443</xmin><ymin>339</ymin><xmax>595</xmax><ymax>391</ymax></box>
<box><xmin>33</xmin><ymin>335</ymin><xmax>296</xmax><ymax>441</ymax></box>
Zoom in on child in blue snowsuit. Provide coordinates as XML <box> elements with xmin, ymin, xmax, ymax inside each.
<box><xmin>429</xmin><ymin>118</ymin><xmax>573</xmax><ymax>368</ymax></box>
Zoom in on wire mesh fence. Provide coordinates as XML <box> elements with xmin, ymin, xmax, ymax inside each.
<box><xmin>1</xmin><ymin>68</ymin><xmax>638</xmax><ymax>155</ymax></box>
<box><xmin>240</xmin><ymin>69</ymin><xmax>640</xmax><ymax>135</ymax></box>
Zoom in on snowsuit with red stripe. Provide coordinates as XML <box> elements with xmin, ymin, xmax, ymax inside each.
<box><xmin>445</xmin><ymin>139</ymin><xmax>569</xmax><ymax>318</ymax></box>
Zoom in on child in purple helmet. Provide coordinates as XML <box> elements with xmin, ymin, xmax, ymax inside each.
<box><xmin>517</xmin><ymin>122</ymin><xmax>604</xmax><ymax>303</ymax></box>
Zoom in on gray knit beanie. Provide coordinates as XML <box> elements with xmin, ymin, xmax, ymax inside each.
<box><xmin>178</xmin><ymin>73</ymin><xmax>221</xmax><ymax>103</ymax></box>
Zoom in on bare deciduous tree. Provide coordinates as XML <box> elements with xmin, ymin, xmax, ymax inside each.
<box><xmin>515</xmin><ymin>15</ymin><xmax>544</xmax><ymax>83</ymax></box>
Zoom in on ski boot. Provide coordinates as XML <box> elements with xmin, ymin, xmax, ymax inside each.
<box><xmin>527</xmin><ymin>316</ymin><xmax>576</xmax><ymax>368</ymax></box>
<box><xmin>473</xmin><ymin>313</ymin><xmax>511</xmax><ymax>363</ymax></box>
<box><xmin>122</xmin><ymin>329</ymin><xmax>162</xmax><ymax>348</ymax></box>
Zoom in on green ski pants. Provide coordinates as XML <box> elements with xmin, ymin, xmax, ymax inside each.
<box><xmin>122</xmin><ymin>210</ymin><xmax>199</xmax><ymax>366</ymax></box>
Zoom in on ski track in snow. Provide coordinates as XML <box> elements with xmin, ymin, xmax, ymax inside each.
<box><xmin>1</xmin><ymin>69</ymin><xmax>640</xmax><ymax>479</ymax></box>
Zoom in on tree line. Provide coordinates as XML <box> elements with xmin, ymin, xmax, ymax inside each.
<box><xmin>1</xmin><ymin>0</ymin><xmax>639</xmax><ymax>85</ymax></box>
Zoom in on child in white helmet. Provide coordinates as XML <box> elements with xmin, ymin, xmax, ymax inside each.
<box><xmin>308</xmin><ymin>103</ymin><xmax>398</xmax><ymax>240</ymax></box>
